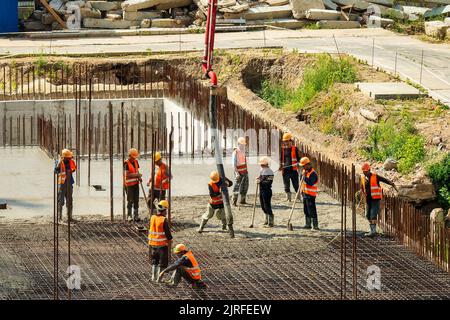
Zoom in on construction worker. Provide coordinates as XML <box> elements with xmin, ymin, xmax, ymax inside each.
<box><xmin>231</xmin><ymin>136</ymin><xmax>249</xmax><ymax>206</ymax></box>
<box><xmin>157</xmin><ymin>243</ymin><xmax>206</xmax><ymax>289</ymax></box>
<box><xmin>147</xmin><ymin>151</ymin><xmax>171</xmax><ymax>209</ymax></box>
<box><xmin>256</xmin><ymin>156</ymin><xmax>274</xmax><ymax>227</ymax></box>
<box><xmin>280</xmin><ymin>133</ymin><xmax>300</xmax><ymax>202</ymax></box>
<box><xmin>197</xmin><ymin>171</ymin><xmax>233</xmax><ymax>233</ymax></box>
<box><xmin>300</xmin><ymin>157</ymin><xmax>319</xmax><ymax>230</ymax></box>
<box><xmin>149</xmin><ymin>200</ymin><xmax>173</xmax><ymax>282</ymax></box>
<box><xmin>55</xmin><ymin>149</ymin><xmax>77</xmax><ymax>222</ymax></box>
<box><xmin>361</xmin><ymin>162</ymin><xmax>397</xmax><ymax>237</ymax></box>
<box><xmin>124</xmin><ymin>148</ymin><xmax>142</xmax><ymax>222</ymax></box>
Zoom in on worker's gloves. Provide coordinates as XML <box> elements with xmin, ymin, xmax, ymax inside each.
<box><xmin>255</xmin><ymin>178</ymin><xmax>260</xmax><ymax>184</ymax></box>
<box><xmin>236</xmin><ymin>174</ymin><xmax>241</xmax><ymax>182</ymax></box>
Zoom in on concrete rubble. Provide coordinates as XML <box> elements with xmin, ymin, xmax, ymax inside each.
<box><xmin>21</xmin><ymin>0</ymin><xmax>450</xmax><ymax>32</ymax></box>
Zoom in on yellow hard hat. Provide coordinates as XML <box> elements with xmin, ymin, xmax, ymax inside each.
<box><xmin>259</xmin><ymin>156</ymin><xmax>270</xmax><ymax>166</ymax></box>
<box><xmin>157</xmin><ymin>200</ymin><xmax>169</xmax><ymax>211</ymax></box>
<box><xmin>128</xmin><ymin>148</ymin><xmax>139</xmax><ymax>158</ymax></box>
<box><xmin>210</xmin><ymin>171</ymin><xmax>220</xmax><ymax>183</ymax></box>
<box><xmin>300</xmin><ymin>157</ymin><xmax>311</xmax><ymax>166</ymax></box>
<box><xmin>237</xmin><ymin>137</ymin><xmax>247</xmax><ymax>145</ymax></box>
<box><xmin>282</xmin><ymin>133</ymin><xmax>293</xmax><ymax>141</ymax></box>
<box><xmin>154</xmin><ymin>151</ymin><xmax>162</xmax><ymax>162</ymax></box>
<box><xmin>173</xmin><ymin>243</ymin><xmax>187</xmax><ymax>254</ymax></box>
<box><xmin>61</xmin><ymin>149</ymin><xmax>73</xmax><ymax>158</ymax></box>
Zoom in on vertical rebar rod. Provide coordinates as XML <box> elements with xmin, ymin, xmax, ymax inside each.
<box><xmin>109</xmin><ymin>102</ymin><xmax>114</xmax><ymax>222</ymax></box>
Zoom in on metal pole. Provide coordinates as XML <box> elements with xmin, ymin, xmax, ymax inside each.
<box><xmin>122</xmin><ymin>102</ymin><xmax>126</xmax><ymax>221</ymax></box>
<box><xmin>419</xmin><ymin>50</ymin><xmax>424</xmax><ymax>86</ymax></box>
<box><xmin>109</xmin><ymin>102</ymin><xmax>114</xmax><ymax>221</ymax></box>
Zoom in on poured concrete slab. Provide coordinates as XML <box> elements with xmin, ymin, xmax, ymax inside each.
<box><xmin>356</xmin><ymin>82</ymin><xmax>425</xmax><ymax>100</ymax></box>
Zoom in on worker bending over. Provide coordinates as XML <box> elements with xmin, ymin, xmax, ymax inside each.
<box><xmin>300</xmin><ymin>157</ymin><xmax>319</xmax><ymax>230</ymax></box>
<box><xmin>198</xmin><ymin>171</ymin><xmax>233</xmax><ymax>233</ymax></box>
<box><xmin>256</xmin><ymin>156</ymin><xmax>274</xmax><ymax>227</ymax></box>
<box><xmin>157</xmin><ymin>244</ymin><xmax>206</xmax><ymax>289</ymax></box>
<box><xmin>147</xmin><ymin>151</ymin><xmax>171</xmax><ymax>209</ymax></box>
<box><xmin>124</xmin><ymin>148</ymin><xmax>142</xmax><ymax>222</ymax></box>
<box><xmin>55</xmin><ymin>148</ymin><xmax>77</xmax><ymax>222</ymax></box>
<box><xmin>231</xmin><ymin>136</ymin><xmax>249</xmax><ymax>206</ymax></box>
<box><xmin>280</xmin><ymin>133</ymin><xmax>300</xmax><ymax>202</ymax></box>
<box><xmin>360</xmin><ymin>162</ymin><xmax>397</xmax><ymax>237</ymax></box>
<box><xmin>149</xmin><ymin>200</ymin><xmax>173</xmax><ymax>282</ymax></box>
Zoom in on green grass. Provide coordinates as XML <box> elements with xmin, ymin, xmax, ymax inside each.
<box><xmin>362</xmin><ymin>113</ymin><xmax>426</xmax><ymax>174</ymax></box>
<box><xmin>427</xmin><ymin>153</ymin><xmax>450</xmax><ymax>210</ymax></box>
<box><xmin>257</xmin><ymin>54</ymin><xmax>357</xmax><ymax>112</ymax></box>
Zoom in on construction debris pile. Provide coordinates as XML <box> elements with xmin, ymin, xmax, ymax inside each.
<box><xmin>22</xmin><ymin>0</ymin><xmax>450</xmax><ymax>31</ymax></box>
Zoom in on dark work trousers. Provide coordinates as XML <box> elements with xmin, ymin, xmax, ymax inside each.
<box><xmin>150</xmin><ymin>246</ymin><xmax>169</xmax><ymax>269</ymax></box>
<box><xmin>173</xmin><ymin>267</ymin><xmax>198</xmax><ymax>285</ymax></box>
<box><xmin>303</xmin><ymin>195</ymin><xmax>318</xmax><ymax>219</ymax></box>
<box><xmin>282</xmin><ymin>170</ymin><xmax>299</xmax><ymax>194</ymax></box>
<box><xmin>126</xmin><ymin>184</ymin><xmax>140</xmax><ymax>216</ymax></box>
<box><xmin>57</xmin><ymin>181</ymin><xmax>73</xmax><ymax>219</ymax></box>
<box><xmin>259</xmin><ymin>189</ymin><xmax>273</xmax><ymax>216</ymax></box>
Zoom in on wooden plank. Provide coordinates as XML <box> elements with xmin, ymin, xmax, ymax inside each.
<box><xmin>39</xmin><ymin>0</ymin><xmax>66</xmax><ymax>28</ymax></box>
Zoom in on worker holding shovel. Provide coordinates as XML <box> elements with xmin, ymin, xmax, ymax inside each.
<box><xmin>256</xmin><ymin>156</ymin><xmax>274</xmax><ymax>227</ymax></box>
<box><xmin>300</xmin><ymin>157</ymin><xmax>319</xmax><ymax>230</ymax></box>
<box><xmin>124</xmin><ymin>148</ymin><xmax>142</xmax><ymax>222</ymax></box>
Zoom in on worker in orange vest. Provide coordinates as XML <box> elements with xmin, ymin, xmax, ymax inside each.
<box><xmin>280</xmin><ymin>133</ymin><xmax>300</xmax><ymax>202</ymax></box>
<box><xmin>361</xmin><ymin>162</ymin><xmax>397</xmax><ymax>237</ymax></box>
<box><xmin>157</xmin><ymin>243</ymin><xmax>206</xmax><ymax>289</ymax></box>
<box><xmin>124</xmin><ymin>148</ymin><xmax>142</xmax><ymax>222</ymax></box>
<box><xmin>149</xmin><ymin>200</ymin><xmax>173</xmax><ymax>282</ymax></box>
<box><xmin>55</xmin><ymin>148</ymin><xmax>77</xmax><ymax>222</ymax></box>
<box><xmin>231</xmin><ymin>136</ymin><xmax>249</xmax><ymax>206</ymax></box>
<box><xmin>147</xmin><ymin>151</ymin><xmax>171</xmax><ymax>209</ymax></box>
<box><xmin>197</xmin><ymin>171</ymin><xmax>233</xmax><ymax>233</ymax></box>
<box><xmin>300</xmin><ymin>157</ymin><xmax>319</xmax><ymax>230</ymax></box>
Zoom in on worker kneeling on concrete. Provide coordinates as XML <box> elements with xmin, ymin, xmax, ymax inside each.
<box><xmin>157</xmin><ymin>244</ymin><xmax>206</xmax><ymax>289</ymax></box>
<box><xmin>148</xmin><ymin>200</ymin><xmax>173</xmax><ymax>282</ymax></box>
<box><xmin>198</xmin><ymin>171</ymin><xmax>233</xmax><ymax>233</ymax></box>
<box><xmin>256</xmin><ymin>156</ymin><xmax>274</xmax><ymax>227</ymax></box>
<box><xmin>300</xmin><ymin>157</ymin><xmax>319</xmax><ymax>230</ymax></box>
<box><xmin>55</xmin><ymin>149</ymin><xmax>77</xmax><ymax>222</ymax></box>
<box><xmin>124</xmin><ymin>148</ymin><xmax>142</xmax><ymax>222</ymax></box>
<box><xmin>360</xmin><ymin>162</ymin><xmax>397</xmax><ymax>237</ymax></box>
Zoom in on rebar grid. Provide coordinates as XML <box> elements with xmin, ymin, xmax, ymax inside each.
<box><xmin>1</xmin><ymin>221</ymin><xmax>450</xmax><ymax>300</ymax></box>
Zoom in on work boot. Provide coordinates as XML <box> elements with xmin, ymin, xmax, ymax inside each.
<box><xmin>57</xmin><ymin>205</ymin><xmax>63</xmax><ymax>221</ymax></box>
<box><xmin>239</xmin><ymin>196</ymin><xmax>247</xmax><ymax>205</ymax></box>
<box><xmin>151</xmin><ymin>265</ymin><xmax>158</xmax><ymax>282</ymax></box>
<box><xmin>192</xmin><ymin>280</ymin><xmax>207</xmax><ymax>289</ymax></box>
<box><xmin>127</xmin><ymin>209</ymin><xmax>133</xmax><ymax>222</ymax></box>
<box><xmin>312</xmin><ymin>218</ymin><xmax>319</xmax><ymax>230</ymax></box>
<box><xmin>263</xmin><ymin>215</ymin><xmax>269</xmax><ymax>226</ymax></box>
<box><xmin>67</xmin><ymin>207</ymin><xmax>77</xmax><ymax>223</ymax></box>
<box><xmin>221</xmin><ymin>219</ymin><xmax>227</xmax><ymax>231</ymax></box>
<box><xmin>232</xmin><ymin>195</ymin><xmax>238</xmax><ymax>207</ymax></box>
<box><xmin>197</xmin><ymin>219</ymin><xmax>208</xmax><ymax>233</ymax></box>
<box><xmin>303</xmin><ymin>217</ymin><xmax>312</xmax><ymax>229</ymax></box>
<box><xmin>268</xmin><ymin>215</ymin><xmax>274</xmax><ymax>227</ymax></box>
<box><xmin>286</xmin><ymin>192</ymin><xmax>292</xmax><ymax>202</ymax></box>
<box><xmin>228</xmin><ymin>224</ymin><xmax>235</xmax><ymax>238</ymax></box>
<box><xmin>364</xmin><ymin>224</ymin><xmax>377</xmax><ymax>237</ymax></box>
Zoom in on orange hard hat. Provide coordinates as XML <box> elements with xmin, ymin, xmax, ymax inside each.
<box><xmin>282</xmin><ymin>133</ymin><xmax>293</xmax><ymax>141</ymax></box>
<box><xmin>173</xmin><ymin>243</ymin><xmax>187</xmax><ymax>253</ymax></box>
<box><xmin>210</xmin><ymin>171</ymin><xmax>220</xmax><ymax>183</ymax></box>
<box><xmin>361</xmin><ymin>162</ymin><xmax>371</xmax><ymax>172</ymax></box>
<box><xmin>300</xmin><ymin>157</ymin><xmax>310</xmax><ymax>166</ymax></box>
<box><xmin>128</xmin><ymin>148</ymin><xmax>139</xmax><ymax>158</ymax></box>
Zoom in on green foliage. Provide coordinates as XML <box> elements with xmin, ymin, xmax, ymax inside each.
<box><xmin>427</xmin><ymin>153</ymin><xmax>450</xmax><ymax>210</ymax></box>
<box><xmin>258</xmin><ymin>80</ymin><xmax>292</xmax><ymax>108</ymax></box>
<box><xmin>363</xmin><ymin>114</ymin><xmax>426</xmax><ymax>174</ymax></box>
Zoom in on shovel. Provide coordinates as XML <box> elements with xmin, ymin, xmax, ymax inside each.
<box><xmin>287</xmin><ymin>176</ymin><xmax>304</xmax><ymax>231</ymax></box>
<box><xmin>249</xmin><ymin>183</ymin><xmax>259</xmax><ymax>228</ymax></box>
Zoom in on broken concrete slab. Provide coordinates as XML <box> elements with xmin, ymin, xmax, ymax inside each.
<box><xmin>306</xmin><ymin>9</ymin><xmax>359</xmax><ymax>20</ymax></box>
<box><xmin>291</xmin><ymin>0</ymin><xmax>325</xmax><ymax>19</ymax></box>
<box><xmin>80</xmin><ymin>7</ymin><xmax>102</xmax><ymax>18</ymax></box>
<box><xmin>244</xmin><ymin>5</ymin><xmax>293</xmax><ymax>20</ymax></box>
<box><xmin>151</xmin><ymin>17</ymin><xmax>193</xmax><ymax>27</ymax></box>
<box><xmin>156</xmin><ymin>0</ymin><xmax>193</xmax><ymax>9</ymax></box>
<box><xmin>83</xmin><ymin>17</ymin><xmax>133</xmax><ymax>29</ymax></box>
<box><xmin>331</xmin><ymin>0</ymin><xmax>371</xmax><ymax>11</ymax></box>
<box><xmin>382</xmin><ymin>8</ymin><xmax>408</xmax><ymax>20</ymax></box>
<box><xmin>88</xmin><ymin>1</ymin><xmax>122</xmax><ymax>11</ymax></box>
<box><xmin>317</xmin><ymin>20</ymin><xmax>360</xmax><ymax>28</ymax></box>
<box><xmin>367</xmin><ymin>16</ymin><xmax>394</xmax><ymax>27</ymax></box>
<box><xmin>266</xmin><ymin>0</ymin><xmax>290</xmax><ymax>6</ymax></box>
<box><xmin>24</xmin><ymin>20</ymin><xmax>50</xmax><ymax>31</ymax></box>
<box><xmin>424</xmin><ymin>21</ymin><xmax>450</xmax><ymax>39</ymax></box>
<box><xmin>323</xmin><ymin>0</ymin><xmax>338</xmax><ymax>10</ymax></box>
<box><xmin>220</xmin><ymin>4</ymin><xmax>250</xmax><ymax>14</ymax></box>
<box><xmin>123</xmin><ymin>10</ymin><xmax>161</xmax><ymax>21</ymax></box>
<box><xmin>394</xmin><ymin>5</ymin><xmax>431</xmax><ymax>16</ymax></box>
<box><xmin>366</xmin><ymin>0</ymin><xmax>393</xmax><ymax>7</ymax></box>
<box><xmin>41</xmin><ymin>13</ymin><xmax>56</xmax><ymax>25</ymax></box>
<box><xmin>356</xmin><ymin>82</ymin><xmax>425</xmax><ymax>100</ymax></box>
<box><xmin>106</xmin><ymin>13</ymin><xmax>123</xmax><ymax>20</ymax></box>
<box><xmin>424</xmin><ymin>5</ymin><xmax>450</xmax><ymax>18</ymax></box>
<box><xmin>121</xmin><ymin>0</ymin><xmax>160</xmax><ymax>11</ymax></box>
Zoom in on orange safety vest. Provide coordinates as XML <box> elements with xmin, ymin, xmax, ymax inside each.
<box><xmin>124</xmin><ymin>159</ymin><xmax>139</xmax><ymax>187</ymax></box>
<box><xmin>183</xmin><ymin>251</ymin><xmax>202</xmax><ymax>280</ymax></box>
<box><xmin>58</xmin><ymin>159</ymin><xmax>77</xmax><ymax>185</ymax></box>
<box><xmin>148</xmin><ymin>215</ymin><xmax>169</xmax><ymax>247</ymax></box>
<box><xmin>281</xmin><ymin>146</ymin><xmax>298</xmax><ymax>171</ymax></box>
<box><xmin>208</xmin><ymin>181</ymin><xmax>223</xmax><ymax>205</ymax></box>
<box><xmin>234</xmin><ymin>148</ymin><xmax>248</xmax><ymax>175</ymax></box>
<box><xmin>301</xmin><ymin>168</ymin><xmax>318</xmax><ymax>197</ymax></box>
<box><xmin>154</xmin><ymin>162</ymin><xmax>169</xmax><ymax>190</ymax></box>
<box><xmin>361</xmin><ymin>174</ymin><xmax>382</xmax><ymax>200</ymax></box>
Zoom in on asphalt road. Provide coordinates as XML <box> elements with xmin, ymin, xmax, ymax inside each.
<box><xmin>1</xmin><ymin>28</ymin><xmax>449</xmax><ymax>105</ymax></box>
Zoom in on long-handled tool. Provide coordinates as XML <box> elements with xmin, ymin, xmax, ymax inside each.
<box><xmin>287</xmin><ymin>176</ymin><xmax>304</xmax><ymax>231</ymax></box>
<box><xmin>139</xmin><ymin>177</ymin><xmax>152</xmax><ymax>219</ymax></box>
<box><xmin>273</xmin><ymin>163</ymin><xmax>298</xmax><ymax>174</ymax></box>
<box><xmin>249</xmin><ymin>183</ymin><xmax>259</xmax><ymax>228</ymax></box>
